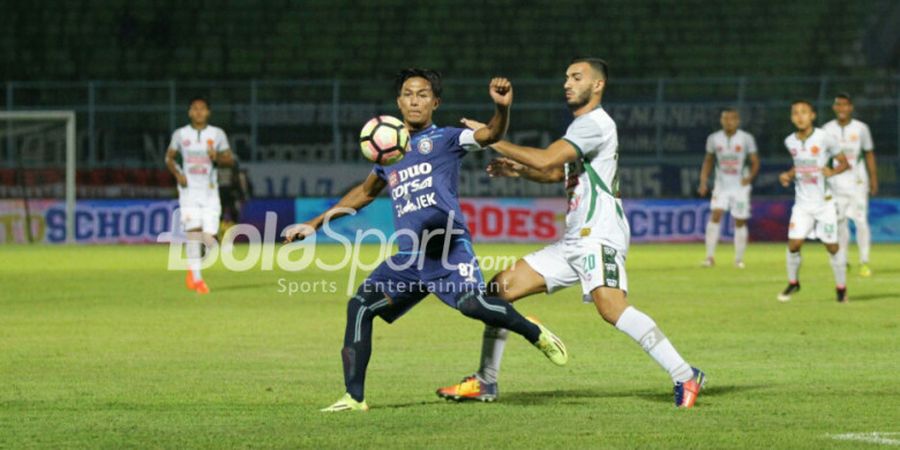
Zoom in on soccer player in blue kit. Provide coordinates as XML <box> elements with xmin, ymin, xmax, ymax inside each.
<box><xmin>283</xmin><ymin>69</ymin><xmax>568</xmax><ymax>412</ymax></box>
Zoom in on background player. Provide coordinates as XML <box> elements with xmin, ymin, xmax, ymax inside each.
<box><xmin>282</xmin><ymin>69</ymin><xmax>568</xmax><ymax>412</ymax></box>
<box><xmin>436</xmin><ymin>58</ymin><xmax>706</xmax><ymax>409</ymax></box>
<box><xmin>164</xmin><ymin>97</ymin><xmax>234</xmax><ymax>294</ymax></box>
<box><xmin>777</xmin><ymin>100</ymin><xmax>849</xmax><ymax>303</ymax></box>
<box><xmin>823</xmin><ymin>93</ymin><xmax>878</xmax><ymax>277</ymax></box>
<box><xmin>697</xmin><ymin>108</ymin><xmax>760</xmax><ymax>268</ymax></box>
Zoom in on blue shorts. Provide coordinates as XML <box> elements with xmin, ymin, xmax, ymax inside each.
<box><xmin>358</xmin><ymin>238</ymin><xmax>486</xmax><ymax>323</ymax></box>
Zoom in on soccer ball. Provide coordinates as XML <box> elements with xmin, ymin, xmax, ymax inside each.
<box><xmin>359</xmin><ymin>115</ymin><xmax>410</xmax><ymax>165</ymax></box>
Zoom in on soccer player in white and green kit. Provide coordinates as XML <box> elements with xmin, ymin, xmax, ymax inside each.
<box><xmin>436</xmin><ymin>58</ymin><xmax>706</xmax><ymax>408</ymax></box>
<box><xmin>777</xmin><ymin>100</ymin><xmax>850</xmax><ymax>303</ymax></box>
<box><xmin>823</xmin><ymin>92</ymin><xmax>878</xmax><ymax>277</ymax></box>
<box><xmin>698</xmin><ymin>108</ymin><xmax>760</xmax><ymax>268</ymax></box>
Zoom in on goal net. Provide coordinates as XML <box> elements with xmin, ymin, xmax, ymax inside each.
<box><xmin>0</xmin><ymin>111</ymin><xmax>76</xmax><ymax>243</ymax></box>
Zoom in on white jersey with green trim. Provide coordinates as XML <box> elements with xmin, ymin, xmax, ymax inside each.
<box><xmin>561</xmin><ymin>107</ymin><xmax>630</xmax><ymax>250</ymax></box>
<box><xmin>822</xmin><ymin>118</ymin><xmax>874</xmax><ymax>194</ymax></box>
<box><xmin>783</xmin><ymin>128</ymin><xmax>842</xmax><ymax>208</ymax></box>
<box><xmin>705</xmin><ymin>129</ymin><xmax>757</xmax><ymax>191</ymax></box>
<box><xmin>169</xmin><ymin>124</ymin><xmax>231</xmax><ymax>192</ymax></box>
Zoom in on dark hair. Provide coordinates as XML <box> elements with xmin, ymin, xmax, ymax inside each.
<box><xmin>834</xmin><ymin>92</ymin><xmax>853</xmax><ymax>103</ymax></box>
<box><xmin>189</xmin><ymin>96</ymin><xmax>210</xmax><ymax>108</ymax></box>
<box><xmin>395</xmin><ymin>68</ymin><xmax>443</xmax><ymax>98</ymax></box>
<box><xmin>570</xmin><ymin>57</ymin><xmax>609</xmax><ymax>80</ymax></box>
<box><xmin>791</xmin><ymin>99</ymin><xmax>815</xmax><ymax>110</ymax></box>
<box><xmin>721</xmin><ymin>107</ymin><xmax>739</xmax><ymax>115</ymax></box>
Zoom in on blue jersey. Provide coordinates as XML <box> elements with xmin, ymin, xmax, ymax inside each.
<box><xmin>373</xmin><ymin>124</ymin><xmax>482</xmax><ymax>255</ymax></box>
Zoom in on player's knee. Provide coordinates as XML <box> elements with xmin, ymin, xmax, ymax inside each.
<box><xmin>735</xmin><ymin>219</ymin><xmax>747</xmax><ymax>228</ymax></box>
<box><xmin>346</xmin><ymin>289</ymin><xmax>384</xmax><ymax>319</ymax></box>
<box><xmin>456</xmin><ymin>292</ymin><xmax>481</xmax><ymax>318</ymax></box>
<box><xmin>710</xmin><ymin>210</ymin><xmax>724</xmax><ymax>223</ymax></box>
<box><xmin>488</xmin><ymin>272</ymin><xmax>516</xmax><ymax>302</ymax></box>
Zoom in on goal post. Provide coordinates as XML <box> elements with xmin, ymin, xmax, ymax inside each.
<box><xmin>0</xmin><ymin>111</ymin><xmax>76</xmax><ymax>243</ymax></box>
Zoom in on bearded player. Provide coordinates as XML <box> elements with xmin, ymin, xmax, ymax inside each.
<box><xmin>164</xmin><ymin>97</ymin><xmax>234</xmax><ymax>294</ymax></box>
<box><xmin>436</xmin><ymin>58</ymin><xmax>706</xmax><ymax>408</ymax></box>
<box><xmin>698</xmin><ymin>108</ymin><xmax>760</xmax><ymax>268</ymax></box>
<box><xmin>823</xmin><ymin>93</ymin><xmax>878</xmax><ymax>277</ymax></box>
<box><xmin>776</xmin><ymin>100</ymin><xmax>850</xmax><ymax>303</ymax></box>
<box><xmin>283</xmin><ymin>69</ymin><xmax>568</xmax><ymax>412</ymax></box>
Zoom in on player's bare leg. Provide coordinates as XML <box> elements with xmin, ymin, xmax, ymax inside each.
<box><xmin>703</xmin><ymin>209</ymin><xmax>724</xmax><ymax>267</ymax></box>
<box><xmin>591</xmin><ymin>287</ymin><xmax>705</xmax><ymax>408</ymax></box>
<box><xmin>733</xmin><ymin>219</ymin><xmax>748</xmax><ymax>268</ymax></box>
<box><xmin>437</xmin><ymin>259</ymin><xmax>548</xmax><ymax>401</ymax></box>
<box><xmin>778</xmin><ymin>239</ymin><xmax>804</xmax><ymax>302</ymax></box>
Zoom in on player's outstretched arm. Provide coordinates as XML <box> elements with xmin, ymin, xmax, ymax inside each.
<box><xmin>490</xmin><ymin>139</ymin><xmax>579</xmax><ymax>172</ymax></box>
<box><xmin>487</xmin><ymin>157</ymin><xmax>564</xmax><ymax>183</ymax></box>
<box><xmin>698</xmin><ymin>153</ymin><xmax>715</xmax><ymax>196</ymax></box>
<box><xmin>282</xmin><ymin>172</ymin><xmax>386</xmax><ymax>242</ymax></box>
<box><xmin>164</xmin><ymin>148</ymin><xmax>187</xmax><ymax>187</ymax></box>
<box><xmin>471</xmin><ymin>77</ymin><xmax>512</xmax><ymax>146</ymax></box>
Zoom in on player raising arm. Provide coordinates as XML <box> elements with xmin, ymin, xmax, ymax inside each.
<box><xmin>437</xmin><ymin>58</ymin><xmax>706</xmax><ymax>408</ymax></box>
<box><xmin>776</xmin><ymin>100</ymin><xmax>849</xmax><ymax>303</ymax></box>
<box><xmin>283</xmin><ymin>70</ymin><xmax>568</xmax><ymax>412</ymax></box>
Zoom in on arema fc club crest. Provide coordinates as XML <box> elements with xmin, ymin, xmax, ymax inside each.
<box><xmin>417</xmin><ymin>138</ymin><xmax>433</xmax><ymax>155</ymax></box>
<box><xmin>388</xmin><ymin>171</ymin><xmax>399</xmax><ymax>187</ymax></box>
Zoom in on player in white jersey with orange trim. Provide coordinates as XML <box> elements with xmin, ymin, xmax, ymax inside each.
<box><xmin>436</xmin><ymin>58</ymin><xmax>705</xmax><ymax>409</ymax></box>
<box><xmin>776</xmin><ymin>100</ymin><xmax>849</xmax><ymax>303</ymax></box>
<box><xmin>164</xmin><ymin>96</ymin><xmax>234</xmax><ymax>294</ymax></box>
<box><xmin>823</xmin><ymin>92</ymin><xmax>878</xmax><ymax>278</ymax></box>
<box><xmin>698</xmin><ymin>108</ymin><xmax>760</xmax><ymax>268</ymax></box>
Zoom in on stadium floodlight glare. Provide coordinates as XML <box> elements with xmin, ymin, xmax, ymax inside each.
<box><xmin>0</xmin><ymin>111</ymin><xmax>76</xmax><ymax>243</ymax></box>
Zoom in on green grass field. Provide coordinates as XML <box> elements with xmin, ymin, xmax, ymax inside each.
<box><xmin>1</xmin><ymin>242</ymin><xmax>898</xmax><ymax>448</ymax></box>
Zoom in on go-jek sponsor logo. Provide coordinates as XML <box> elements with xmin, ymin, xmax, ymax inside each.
<box><xmin>390</xmin><ymin>162</ymin><xmax>437</xmax><ymax>217</ymax></box>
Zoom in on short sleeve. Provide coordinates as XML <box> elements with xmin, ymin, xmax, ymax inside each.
<box><xmin>216</xmin><ymin>129</ymin><xmax>231</xmax><ymax>152</ymax></box>
<box><xmin>458</xmin><ymin>129</ymin><xmax>483</xmax><ymax>152</ymax></box>
<box><xmin>745</xmin><ymin>133</ymin><xmax>758</xmax><ymax>154</ymax></box>
<box><xmin>861</xmin><ymin>124</ymin><xmax>874</xmax><ymax>151</ymax></box>
<box><xmin>169</xmin><ymin>130</ymin><xmax>181</xmax><ymax>151</ymax></box>
<box><xmin>563</xmin><ymin>117</ymin><xmax>608</xmax><ymax>160</ymax></box>
<box><xmin>705</xmin><ymin>134</ymin><xmax>715</xmax><ymax>154</ymax></box>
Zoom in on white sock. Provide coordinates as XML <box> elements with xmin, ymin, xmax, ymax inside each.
<box><xmin>786</xmin><ymin>249</ymin><xmax>801</xmax><ymax>283</ymax></box>
<box><xmin>476</xmin><ymin>326</ymin><xmax>508</xmax><ymax>384</ymax></box>
<box><xmin>187</xmin><ymin>241</ymin><xmax>203</xmax><ymax>280</ymax></box>
<box><xmin>830</xmin><ymin>251</ymin><xmax>847</xmax><ymax>288</ymax></box>
<box><xmin>615</xmin><ymin>306</ymin><xmax>693</xmax><ymax>383</ymax></box>
<box><xmin>837</xmin><ymin>220</ymin><xmax>850</xmax><ymax>264</ymax></box>
<box><xmin>705</xmin><ymin>221</ymin><xmax>721</xmax><ymax>259</ymax></box>
<box><xmin>734</xmin><ymin>225</ymin><xmax>748</xmax><ymax>263</ymax></box>
<box><xmin>856</xmin><ymin>219</ymin><xmax>871</xmax><ymax>264</ymax></box>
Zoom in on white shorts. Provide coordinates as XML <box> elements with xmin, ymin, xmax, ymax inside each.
<box><xmin>834</xmin><ymin>190</ymin><xmax>869</xmax><ymax>223</ymax></box>
<box><xmin>788</xmin><ymin>200</ymin><xmax>837</xmax><ymax>244</ymax></box>
<box><xmin>523</xmin><ymin>238</ymin><xmax>629</xmax><ymax>302</ymax></box>
<box><xmin>710</xmin><ymin>185</ymin><xmax>752</xmax><ymax>220</ymax></box>
<box><xmin>178</xmin><ymin>188</ymin><xmax>221</xmax><ymax>235</ymax></box>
